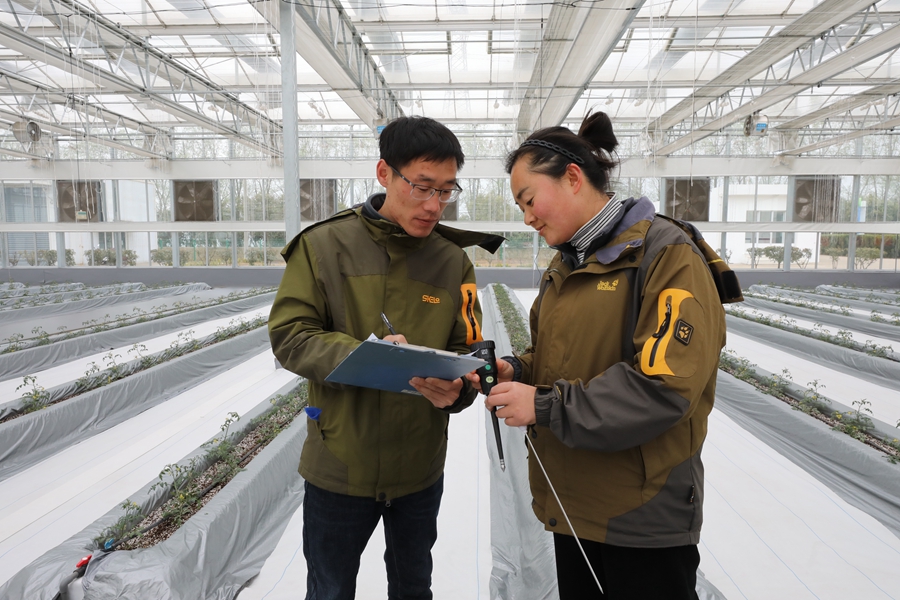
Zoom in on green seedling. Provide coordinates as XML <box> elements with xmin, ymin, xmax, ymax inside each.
<box><xmin>93</xmin><ymin>500</ymin><xmax>145</xmax><ymax>549</ymax></box>
<box><xmin>16</xmin><ymin>375</ymin><xmax>50</xmax><ymax>413</ymax></box>
<box><xmin>800</xmin><ymin>379</ymin><xmax>828</xmax><ymax>415</ymax></box>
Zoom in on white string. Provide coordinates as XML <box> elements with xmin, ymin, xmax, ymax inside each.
<box><xmin>522</xmin><ymin>428</ymin><xmax>604</xmax><ymax>595</ymax></box>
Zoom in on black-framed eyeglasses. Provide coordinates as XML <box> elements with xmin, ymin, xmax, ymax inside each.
<box><xmin>388</xmin><ymin>164</ymin><xmax>462</xmax><ymax>204</ymax></box>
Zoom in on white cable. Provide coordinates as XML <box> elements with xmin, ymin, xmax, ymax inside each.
<box><xmin>522</xmin><ymin>428</ymin><xmax>604</xmax><ymax>594</ymax></box>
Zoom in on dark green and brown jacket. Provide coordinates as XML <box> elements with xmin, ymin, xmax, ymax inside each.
<box><xmin>512</xmin><ymin>196</ymin><xmax>726</xmax><ymax>548</ymax></box>
<box><xmin>269</xmin><ymin>194</ymin><xmax>502</xmax><ymax>501</ymax></box>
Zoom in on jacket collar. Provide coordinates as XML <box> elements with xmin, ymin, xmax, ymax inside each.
<box><xmin>554</xmin><ymin>196</ymin><xmax>657</xmax><ymax>268</ymax></box>
<box><xmin>359</xmin><ymin>193</ymin><xmax>504</xmax><ymax>253</ymax></box>
<box><xmin>592</xmin><ymin>196</ymin><xmax>656</xmax><ymax>265</ymax></box>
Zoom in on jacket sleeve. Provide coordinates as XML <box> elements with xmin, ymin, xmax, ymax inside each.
<box><xmin>268</xmin><ymin>234</ymin><xmax>360</xmax><ymax>385</ymax></box>
<box><xmin>535</xmin><ymin>242</ymin><xmax>725</xmax><ymax>452</ymax></box>
<box><xmin>440</xmin><ymin>253</ymin><xmax>482</xmax><ymax>413</ymax></box>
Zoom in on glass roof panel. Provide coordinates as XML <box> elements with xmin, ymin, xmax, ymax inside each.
<box><xmin>0</xmin><ymin>0</ymin><xmax>896</xmax><ymax>156</ymax></box>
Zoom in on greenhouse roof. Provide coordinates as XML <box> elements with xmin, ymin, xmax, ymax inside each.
<box><xmin>1</xmin><ymin>0</ymin><xmax>900</xmax><ymax>160</ymax></box>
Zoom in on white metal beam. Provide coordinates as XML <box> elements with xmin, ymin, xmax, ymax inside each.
<box><xmin>654</xmin><ymin>23</ymin><xmax>900</xmax><ymax>155</ymax></box>
<box><xmin>0</xmin><ymin>146</ymin><xmax>44</xmax><ymax>159</ymax></box>
<box><xmin>647</xmin><ymin>0</ymin><xmax>880</xmax><ymax>134</ymax></box>
<box><xmin>0</xmin><ymin>21</ymin><xmax>280</xmax><ymax>156</ymax></box>
<box><xmin>1</xmin><ymin>0</ymin><xmax>282</xmax><ymax>156</ymax></box>
<box><xmin>515</xmin><ymin>0</ymin><xmax>646</xmax><ymax>138</ymax></box>
<box><xmin>0</xmin><ymin>109</ymin><xmax>166</xmax><ymax>158</ymax></box>
<box><xmin>252</xmin><ymin>0</ymin><xmax>402</xmax><ymax>129</ymax></box>
<box><xmin>776</xmin><ymin>80</ymin><xmax>900</xmax><ymax>130</ymax></box>
<box><xmin>19</xmin><ymin>12</ymin><xmax>900</xmax><ymax>37</ymax></box>
<box><xmin>0</xmin><ymin>219</ymin><xmax>897</xmax><ymax>235</ymax></box>
<box><xmin>4</xmin><ymin>156</ymin><xmax>900</xmax><ymax>180</ymax></box>
<box><xmin>779</xmin><ymin>114</ymin><xmax>900</xmax><ymax>155</ymax></box>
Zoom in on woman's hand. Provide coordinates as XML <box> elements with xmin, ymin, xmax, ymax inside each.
<box><xmin>484</xmin><ymin>381</ymin><xmax>537</xmax><ymax>427</ymax></box>
<box><xmin>465</xmin><ymin>357</ymin><xmax>515</xmax><ymax>392</ymax></box>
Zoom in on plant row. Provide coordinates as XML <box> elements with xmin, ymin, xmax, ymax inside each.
<box><xmin>0</xmin><ymin>281</ymin><xmax>86</xmax><ymax>299</ymax></box>
<box><xmin>870</xmin><ymin>310</ymin><xmax>900</xmax><ymax>326</ymax></box>
<box><xmin>490</xmin><ymin>284</ymin><xmax>530</xmax><ymax>355</ymax></box>
<box><xmin>0</xmin><ymin>286</ymin><xmax>274</xmax><ymax>354</ymax></box>
<box><xmin>815</xmin><ymin>285</ymin><xmax>900</xmax><ymax>307</ymax></box>
<box><xmin>0</xmin><ymin>282</ymin><xmax>145</xmax><ymax>310</ymax></box>
<box><xmin>719</xmin><ymin>350</ymin><xmax>900</xmax><ymax>464</ymax></box>
<box><xmin>95</xmin><ymin>384</ymin><xmax>308</xmax><ymax>552</ymax></box>
<box><xmin>0</xmin><ymin>280</ymin><xmax>193</xmax><ymax>312</ymax></box>
<box><xmin>3</xmin><ymin>315</ymin><xmax>267</xmax><ymax>422</ymax></box>
<box><xmin>724</xmin><ymin>306</ymin><xmax>895</xmax><ymax>360</ymax></box>
<box><xmin>744</xmin><ymin>289</ymin><xmax>853</xmax><ymax>316</ymax></box>
<box><xmin>749</xmin><ymin>285</ymin><xmax>900</xmax><ymax>326</ymax></box>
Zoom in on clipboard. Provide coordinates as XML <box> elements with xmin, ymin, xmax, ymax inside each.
<box><xmin>325</xmin><ymin>339</ymin><xmax>487</xmax><ymax>395</ymax></box>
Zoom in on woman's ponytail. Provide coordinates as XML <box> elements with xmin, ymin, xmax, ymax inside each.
<box><xmin>505</xmin><ymin>111</ymin><xmax>619</xmax><ymax>193</ymax></box>
<box><xmin>578</xmin><ymin>111</ymin><xmax>618</xmax><ymax>155</ymax></box>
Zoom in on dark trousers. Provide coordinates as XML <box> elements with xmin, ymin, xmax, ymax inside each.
<box><xmin>554</xmin><ymin>533</ymin><xmax>700</xmax><ymax>600</ymax></box>
<box><xmin>302</xmin><ymin>477</ymin><xmax>443</xmax><ymax>600</ymax></box>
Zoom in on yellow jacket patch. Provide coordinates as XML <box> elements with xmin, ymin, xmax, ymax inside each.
<box><xmin>460</xmin><ymin>283</ymin><xmax>482</xmax><ymax>345</ymax></box>
<box><xmin>597</xmin><ymin>279</ymin><xmax>619</xmax><ymax>291</ymax></box>
<box><xmin>640</xmin><ymin>288</ymin><xmax>694</xmax><ymax>376</ymax></box>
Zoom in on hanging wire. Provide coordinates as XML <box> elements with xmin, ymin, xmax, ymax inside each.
<box><xmin>523</xmin><ymin>428</ymin><xmax>604</xmax><ymax>594</ymax></box>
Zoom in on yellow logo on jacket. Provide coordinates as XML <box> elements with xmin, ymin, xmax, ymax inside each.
<box><xmin>597</xmin><ymin>279</ymin><xmax>619</xmax><ymax>291</ymax></box>
<box><xmin>422</xmin><ymin>294</ymin><xmax>441</xmax><ymax>304</ymax></box>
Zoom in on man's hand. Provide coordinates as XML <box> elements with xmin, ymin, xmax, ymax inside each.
<box><xmin>464</xmin><ymin>357</ymin><xmax>515</xmax><ymax>392</ymax></box>
<box><xmin>484</xmin><ymin>382</ymin><xmax>537</xmax><ymax>427</ymax></box>
<box><xmin>383</xmin><ymin>334</ymin><xmax>408</xmax><ymax>345</ymax></box>
<box><xmin>410</xmin><ymin>376</ymin><xmax>464</xmax><ymax>409</ymax></box>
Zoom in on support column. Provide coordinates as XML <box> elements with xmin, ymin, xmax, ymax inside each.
<box><xmin>53</xmin><ymin>180</ymin><xmax>66</xmax><ymax>268</ymax></box>
<box><xmin>281</xmin><ymin>0</ymin><xmax>301</xmax><ymax>240</ymax></box>
<box><xmin>783</xmin><ymin>176</ymin><xmax>795</xmax><ymax>272</ymax></box>
<box><xmin>56</xmin><ymin>233</ymin><xmax>66</xmax><ymax>268</ymax></box>
<box><xmin>848</xmin><ymin>175</ymin><xmax>860</xmax><ymax>271</ymax></box>
<box><xmin>720</xmin><ymin>176</ymin><xmax>729</xmax><ymax>263</ymax></box>
<box><xmin>172</xmin><ymin>232</ymin><xmax>180</xmax><ymax>268</ymax></box>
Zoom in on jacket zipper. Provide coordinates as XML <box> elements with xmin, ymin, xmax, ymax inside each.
<box><xmin>648</xmin><ymin>296</ymin><xmax>672</xmax><ymax>368</ymax></box>
<box><xmin>465</xmin><ymin>289</ymin><xmax>478</xmax><ymax>337</ymax></box>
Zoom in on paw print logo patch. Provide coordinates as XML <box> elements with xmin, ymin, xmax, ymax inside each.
<box><xmin>674</xmin><ymin>319</ymin><xmax>693</xmax><ymax>345</ymax></box>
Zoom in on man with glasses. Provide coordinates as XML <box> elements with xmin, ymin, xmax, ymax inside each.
<box><xmin>269</xmin><ymin>116</ymin><xmax>502</xmax><ymax>600</ymax></box>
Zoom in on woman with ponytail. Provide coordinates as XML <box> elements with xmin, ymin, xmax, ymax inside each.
<box><xmin>476</xmin><ymin>112</ymin><xmax>726</xmax><ymax>599</ymax></box>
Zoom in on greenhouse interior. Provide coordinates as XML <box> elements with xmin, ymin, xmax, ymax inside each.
<box><xmin>1</xmin><ymin>0</ymin><xmax>899</xmax><ymax>598</ymax></box>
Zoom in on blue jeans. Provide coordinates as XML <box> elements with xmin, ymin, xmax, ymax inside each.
<box><xmin>302</xmin><ymin>476</ymin><xmax>443</xmax><ymax>600</ymax></box>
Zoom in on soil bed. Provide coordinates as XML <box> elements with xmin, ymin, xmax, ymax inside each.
<box><xmin>106</xmin><ymin>384</ymin><xmax>308</xmax><ymax>551</ymax></box>
<box><xmin>0</xmin><ymin>317</ymin><xmax>267</xmax><ymax>425</ymax></box>
<box><xmin>718</xmin><ymin>359</ymin><xmax>900</xmax><ymax>462</ymax></box>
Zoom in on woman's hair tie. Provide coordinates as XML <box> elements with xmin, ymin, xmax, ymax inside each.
<box><xmin>519</xmin><ymin>139</ymin><xmax>585</xmax><ymax>165</ymax></box>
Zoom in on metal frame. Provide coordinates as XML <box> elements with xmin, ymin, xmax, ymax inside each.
<box><xmin>653</xmin><ymin>18</ymin><xmax>900</xmax><ymax>155</ymax></box>
<box><xmin>252</xmin><ymin>0</ymin><xmax>403</xmax><ymax>129</ymax></box>
<box><xmin>515</xmin><ymin>0</ymin><xmax>646</xmax><ymax>139</ymax></box>
<box><xmin>0</xmin><ymin>0</ymin><xmax>283</xmax><ymax>157</ymax></box>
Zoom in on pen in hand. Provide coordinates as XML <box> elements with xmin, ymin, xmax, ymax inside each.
<box><xmin>381</xmin><ymin>312</ymin><xmax>399</xmax><ymax>340</ymax></box>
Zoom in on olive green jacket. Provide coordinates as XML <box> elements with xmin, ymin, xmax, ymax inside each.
<box><xmin>269</xmin><ymin>195</ymin><xmax>502</xmax><ymax>501</ymax></box>
<box><xmin>514</xmin><ymin>196</ymin><xmax>726</xmax><ymax>547</ymax></box>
